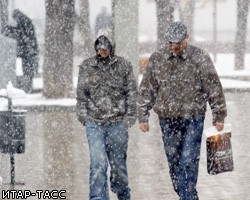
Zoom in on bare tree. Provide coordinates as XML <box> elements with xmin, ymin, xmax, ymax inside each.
<box><xmin>43</xmin><ymin>0</ymin><xmax>75</xmax><ymax>98</ymax></box>
<box><xmin>112</xmin><ymin>0</ymin><xmax>139</xmax><ymax>77</ymax></box>
<box><xmin>155</xmin><ymin>0</ymin><xmax>175</xmax><ymax>49</ymax></box>
<box><xmin>235</xmin><ymin>0</ymin><xmax>249</xmax><ymax>70</ymax></box>
<box><xmin>212</xmin><ymin>0</ymin><xmax>217</xmax><ymax>62</ymax></box>
<box><xmin>76</xmin><ymin>0</ymin><xmax>93</xmax><ymax>58</ymax></box>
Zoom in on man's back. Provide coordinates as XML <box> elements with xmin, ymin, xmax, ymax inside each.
<box><xmin>3</xmin><ymin>10</ymin><xmax>38</xmax><ymax>58</ymax></box>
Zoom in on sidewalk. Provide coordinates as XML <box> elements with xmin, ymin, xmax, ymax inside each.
<box><xmin>0</xmin><ymin>92</ymin><xmax>250</xmax><ymax>200</ymax></box>
<box><xmin>0</xmin><ymin>54</ymin><xmax>250</xmax><ymax>199</ymax></box>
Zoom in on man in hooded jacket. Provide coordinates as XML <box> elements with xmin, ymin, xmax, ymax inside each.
<box><xmin>76</xmin><ymin>29</ymin><xmax>137</xmax><ymax>200</ymax></box>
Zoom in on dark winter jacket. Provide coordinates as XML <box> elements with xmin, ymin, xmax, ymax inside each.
<box><xmin>76</xmin><ymin>32</ymin><xmax>137</xmax><ymax>127</ymax></box>
<box><xmin>3</xmin><ymin>10</ymin><xmax>39</xmax><ymax>76</ymax></box>
<box><xmin>138</xmin><ymin>45</ymin><xmax>227</xmax><ymax>123</ymax></box>
<box><xmin>4</xmin><ymin>11</ymin><xmax>38</xmax><ymax>59</ymax></box>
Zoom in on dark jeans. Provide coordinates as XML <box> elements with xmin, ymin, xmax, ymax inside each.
<box><xmin>159</xmin><ymin>114</ymin><xmax>205</xmax><ymax>200</ymax></box>
<box><xmin>85</xmin><ymin>121</ymin><xmax>131</xmax><ymax>200</ymax></box>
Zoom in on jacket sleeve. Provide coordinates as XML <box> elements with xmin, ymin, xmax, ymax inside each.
<box><xmin>123</xmin><ymin>61</ymin><xmax>137</xmax><ymax>128</ymax></box>
<box><xmin>76</xmin><ymin>64</ymin><xmax>88</xmax><ymax>126</ymax></box>
<box><xmin>137</xmin><ymin>54</ymin><xmax>159</xmax><ymax>123</ymax></box>
<box><xmin>199</xmin><ymin>52</ymin><xmax>227</xmax><ymax>123</ymax></box>
<box><xmin>3</xmin><ymin>25</ymin><xmax>19</xmax><ymax>39</ymax></box>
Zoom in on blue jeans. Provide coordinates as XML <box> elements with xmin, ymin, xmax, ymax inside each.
<box><xmin>85</xmin><ymin>121</ymin><xmax>130</xmax><ymax>200</ymax></box>
<box><xmin>159</xmin><ymin>114</ymin><xmax>205</xmax><ymax>200</ymax></box>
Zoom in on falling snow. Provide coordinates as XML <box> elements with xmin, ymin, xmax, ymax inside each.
<box><xmin>0</xmin><ymin>0</ymin><xmax>250</xmax><ymax>199</ymax></box>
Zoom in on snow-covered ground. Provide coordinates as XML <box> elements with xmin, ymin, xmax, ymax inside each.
<box><xmin>213</xmin><ymin>53</ymin><xmax>250</xmax><ymax>89</ymax></box>
<box><xmin>214</xmin><ymin>54</ymin><xmax>250</xmax><ymax>76</ymax></box>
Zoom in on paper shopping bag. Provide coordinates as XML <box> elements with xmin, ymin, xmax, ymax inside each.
<box><xmin>206</xmin><ymin>132</ymin><xmax>234</xmax><ymax>175</ymax></box>
<box><xmin>205</xmin><ymin>125</ymin><xmax>234</xmax><ymax>175</ymax></box>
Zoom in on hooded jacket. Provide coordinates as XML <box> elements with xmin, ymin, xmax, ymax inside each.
<box><xmin>76</xmin><ymin>30</ymin><xmax>137</xmax><ymax>127</ymax></box>
<box><xmin>138</xmin><ymin>45</ymin><xmax>227</xmax><ymax>123</ymax></box>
